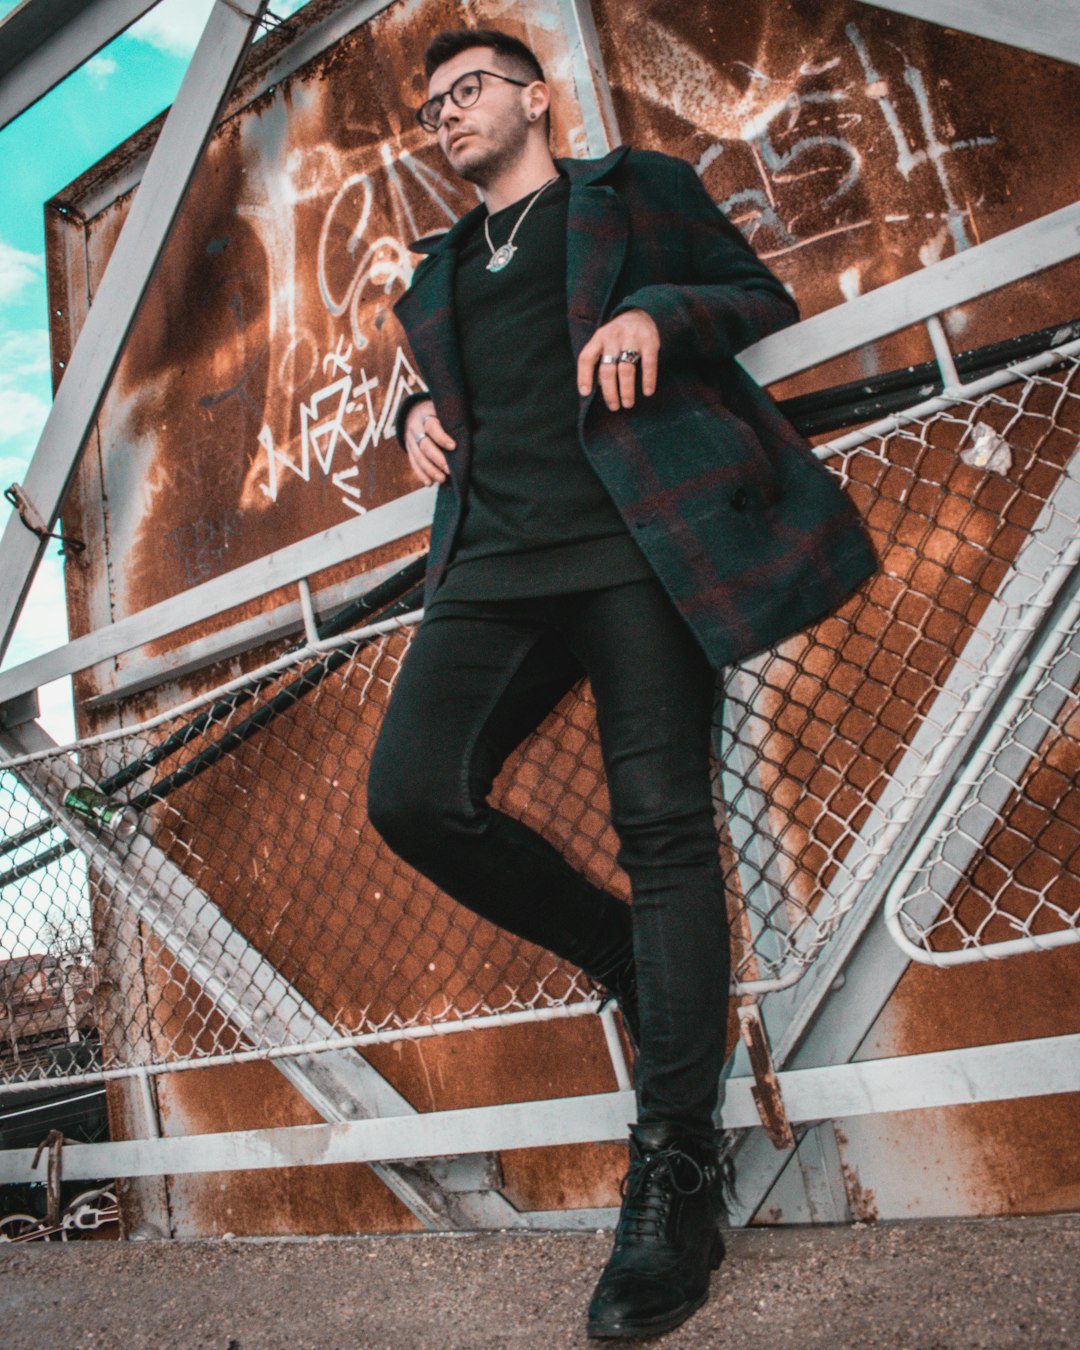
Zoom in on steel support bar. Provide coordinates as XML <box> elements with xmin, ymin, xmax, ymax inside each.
<box><xmin>857</xmin><ymin>1</ymin><xmax>1080</xmax><ymax>70</ymax></box>
<box><xmin>886</xmin><ymin>586</ymin><xmax>1080</xmax><ymax>964</ymax></box>
<box><xmin>2</xmin><ymin>1033</ymin><xmax>1076</xmax><ymax>1185</ymax></box>
<box><xmin>0</xmin><ymin>0</ymin><xmax>270</xmax><ymax>665</ymax></box>
<box><xmin>83</xmin><ymin>553</ymin><xmax>424</xmax><ymax>709</ymax></box>
<box><xmin>741</xmin><ymin>201</ymin><xmax>1080</xmax><ymax>386</ymax></box>
<box><xmin>0</xmin><ymin>488</ymin><xmax>434</xmax><ymax>710</ymax></box>
<box><xmin>557</xmin><ymin>0</ymin><xmax>621</xmax><ymax>155</ymax></box>
<box><xmin>0</xmin><ymin>719</ymin><xmax>522</xmax><ymax>1231</ymax></box>
<box><xmin>723</xmin><ymin>448</ymin><xmax>1080</xmax><ymax>1218</ymax></box>
<box><xmin>0</xmin><ymin>0</ymin><xmax>161</xmax><ymax>131</ymax></box>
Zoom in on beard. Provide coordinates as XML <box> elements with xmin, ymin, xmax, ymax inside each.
<box><xmin>447</xmin><ymin>112</ymin><xmax>530</xmax><ymax>188</ymax></box>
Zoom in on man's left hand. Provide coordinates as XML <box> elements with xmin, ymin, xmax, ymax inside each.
<box><xmin>578</xmin><ymin>309</ymin><xmax>660</xmax><ymax>411</ymax></box>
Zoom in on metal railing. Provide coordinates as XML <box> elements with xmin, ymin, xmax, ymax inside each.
<box><xmin>3</xmin><ymin>351</ymin><xmax>1079</xmax><ymax>1092</ymax></box>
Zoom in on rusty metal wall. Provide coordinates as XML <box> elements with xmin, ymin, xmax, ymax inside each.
<box><xmin>49</xmin><ymin>0</ymin><xmax>633</xmax><ymax>1239</ymax></box>
<box><xmin>591</xmin><ymin>0</ymin><xmax>1080</xmax><ymax>1223</ymax></box>
<box><xmin>593</xmin><ymin>0</ymin><xmax>1080</xmax><ymax>391</ymax></box>
<box><xmin>44</xmin><ymin>0</ymin><xmax>1080</xmax><ymax>1234</ymax></box>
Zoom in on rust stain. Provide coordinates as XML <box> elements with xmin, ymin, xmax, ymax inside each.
<box><xmin>738</xmin><ymin>1004</ymin><xmax>795</xmax><ymax>1150</ymax></box>
<box><xmin>833</xmin><ymin>1127</ymin><xmax>879</xmax><ymax>1223</ymax></box>
<box><xmin>499</xmin><ymin>1141</ymin><xmax>627</xmax><ymax>1213</ymax></box>
<box><xmin>43</xmin><ymin>0</ymin><xmax>1080</xmax><ymax>1236</ymax></box>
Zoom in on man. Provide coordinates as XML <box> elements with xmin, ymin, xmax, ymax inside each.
<box><xmin>367</xmin><ymin>26</ymin><xmax>876</xmax><ymax>1340</ymax></box>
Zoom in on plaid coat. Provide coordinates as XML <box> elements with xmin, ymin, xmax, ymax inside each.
<box><xmin>393</xmin><ymin>146</ymin><xmax>877</xmax><ymax>670</ymax></box>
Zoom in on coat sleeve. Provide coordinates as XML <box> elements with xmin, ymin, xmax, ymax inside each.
<box><xmin>613</xmin><ymin>157</ymin><xmax>799</xmax><ymax>364</ymax></box>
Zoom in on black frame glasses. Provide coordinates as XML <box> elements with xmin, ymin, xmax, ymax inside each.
<box><xmin>415</xmin><ymin>69</ymin><xmax>530</xmax><ymax>132</ymax></box>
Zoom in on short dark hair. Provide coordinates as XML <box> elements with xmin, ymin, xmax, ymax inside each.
<box><xmin>423</xmin><ymin>27</ymin><xmax>545</xmax><ymax>85</ymax></box>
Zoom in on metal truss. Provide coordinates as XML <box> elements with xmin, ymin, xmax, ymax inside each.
<box><xmin>0</xmin><ymin>0</ymin><xmax>271</xmax><ymax>665</ymax></box>
<box><xmin>0</xmin><ymin>0</ymin><xmax>160</xmax><ymax>131</ymax></box>
<box><xmin>0</xmin><ymin>717</ymin><xmax>523</xmax><ymax>1231</ymax></box>
<box><xmin>858</xmin><ymin>1</ymin><xmax>1080</xmax><ymax>71</ymax></box>
<box><xmin>1</xmin><ymin>0</ymin><xmax>1079</xmax><ymax>1234</ymax></box>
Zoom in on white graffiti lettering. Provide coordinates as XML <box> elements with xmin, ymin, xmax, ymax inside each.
<box><xmin>693</xmin><ymin>21</ymin><xmax>996</xmax><ymax>260</ymax></box>
<box><xmin>257</xmin><ymin>344</ymin><xmax>424</xmax><ymax>515</ymax></box>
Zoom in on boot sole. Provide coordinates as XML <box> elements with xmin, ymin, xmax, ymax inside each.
<box><xmin>586</xmin><ymin>1231</ymin><xmax>725</xmax><ymax>1340</ymax></box>
<box><xmin>586</xmin><ymin>1287</ymin><xmax>709</xmax><ymax>1341</ymax></box>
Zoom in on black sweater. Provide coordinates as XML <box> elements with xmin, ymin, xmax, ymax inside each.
<box><xmin>428</xmin><ymin>175</ymin><xmax>651</xmax><ymax>608</ymax></box>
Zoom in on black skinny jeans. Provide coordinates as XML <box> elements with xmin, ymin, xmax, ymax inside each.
<box><xmin>366</xmin><ymin>577</ymin><xmax>730</xmax><ymax>1133</ymax></box>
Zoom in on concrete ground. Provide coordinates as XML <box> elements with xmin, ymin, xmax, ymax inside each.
<box><xmin>2</xmin><ymin>1214</ymin><xmax>1077</xmax><ymax>1349</ymax></box>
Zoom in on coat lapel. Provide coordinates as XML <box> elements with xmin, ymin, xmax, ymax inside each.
<box><xmin>392</xmin><ymin>203</ymin><xmax>483</xmax><ymax>486</ymax></box>
<box><xmin>560</xmin><ymin>147</ymin><xmax>632</xmax><ymax>359</ymax></box>
<box><xmin>392</xmin><ymin>147</ymin><xmax>633</xmax><ymax>484</ymax></box>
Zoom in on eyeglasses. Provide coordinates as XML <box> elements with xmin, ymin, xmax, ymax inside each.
<box><xmin>415</xmin><ymin>69</ymin><xmax>530</xmax><ymax>133</ymax></box>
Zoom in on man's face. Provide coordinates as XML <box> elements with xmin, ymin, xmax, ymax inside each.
<box><xmin>426</xmin><ymin>46</ymin><xmax>532</xmax><ymax>187</ymax></box>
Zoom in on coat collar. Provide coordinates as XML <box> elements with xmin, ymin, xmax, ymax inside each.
<box><xmin>391</xmin><ymin>143</ymin><xmax>632</xmax><ymax>461</ymax></box>
<box><xmin>407</xmin><ymin>145</ymin><xmax>632</xmax><ymax>256</ymax></box>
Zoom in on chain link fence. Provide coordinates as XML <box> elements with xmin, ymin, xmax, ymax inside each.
<box><xmin>2</xmin><ymin>350</ymin><xmax>1079</xmax><ymax>1091</ymax></box>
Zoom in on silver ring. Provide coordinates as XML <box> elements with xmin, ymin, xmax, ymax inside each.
<box><xmin>618</xmin><ymin>349</ymin><xmax>641</xmax><ymax>365</ymax></box>
<box><xmin>421</xmin><ymin>413</ymin><xmax>435</xmax><ymax>427</ymax></box>
<box><xmin>414</xmin><ymin>431</ymin><xmax>428</xmax><ymax>447</ymax></box>
<box><xmin>599</xmin><ymin>354</ymin><xmax>620</xmax><ymax>365</ymax></box>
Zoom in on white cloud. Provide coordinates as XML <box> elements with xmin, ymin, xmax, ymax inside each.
<box><xmin>0</xmin><ymin>328</ymin><xmax>51</xmax><ymax>452</ymax></box>
<box><xmin>128</xmin><ymin>0</ymin><xmax>311</xmax><ymax>56</ymax></box>
<box><xmin>128</xmin><ymin>0</ymin><xmax>216</xmax><ymax>56</ymax></box>
<box><xmin>86</xmin><ymin>54</ymin><xmax>119</xmax><ymax>89</ymax></box>
<box><xmin>0</xmin><ymin>239</ymin><xmax>43</xmax><ymax>306</ymax></box>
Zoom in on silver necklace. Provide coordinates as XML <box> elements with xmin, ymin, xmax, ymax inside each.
<box><xmin>484</xmin><ymin>175</ymin><xmax>560</xmax><ymax>273</ymax></box>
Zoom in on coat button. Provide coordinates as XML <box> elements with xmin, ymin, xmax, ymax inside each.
<box><xmin>730</xmin><ymin>488</ymin><xmax>749</xmax><ymax>511</ymax></box>
<box><xmin>634</xmin><ymin>514</ymin><xmax>656</xmax><ymax>529</ymax></box>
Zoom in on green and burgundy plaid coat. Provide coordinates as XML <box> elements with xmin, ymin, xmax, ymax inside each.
<box><xmin>393</xmin><ymin>145</ymin><xmax>877</xmax><ymax>670</ymax></box>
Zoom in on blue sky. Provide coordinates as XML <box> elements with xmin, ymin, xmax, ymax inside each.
<box><xmin>0</xmin><ymin>0</ymin><xmax>307</xmax><ymax>741</ymax></box>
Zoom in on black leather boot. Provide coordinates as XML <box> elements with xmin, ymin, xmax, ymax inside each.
<box><xmin>586</xmin><ymin>1122</ymin><xmax>731</xmax><ymax>1340</ymax></box>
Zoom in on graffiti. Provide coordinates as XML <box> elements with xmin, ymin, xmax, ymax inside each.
<box><xmin>692</xmin><ymin>21</ymin><xmax>996</xmax><ymax>261</ymax></box>
<box><xmin>163</xmin><ymin>509</ymin><xmax>244</xmax><ymax>588</ymax></box>
<box><xmin>844</xmin><ymin>22</ymin><xmax>996</xmax><ymax>254</ymax></box>
<box><xmin>255</xmin><ymin>342</ymin><xmax>424</xmax><ymax>514</ymax></box>
<box><xmin>315</xmin><ymin>147</ymin><xmax>464</xmax><ymax>352</ymax></box>
<box><xmin>231</xmin><ymin>137</ymin><xmax>469</xmax><ymax>519</ymax></box>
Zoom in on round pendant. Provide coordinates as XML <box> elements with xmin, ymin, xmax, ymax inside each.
<box><xmin>486</xmin><ymin>242</ymin><xmax>517</xmax><ymax>273</ymax></box>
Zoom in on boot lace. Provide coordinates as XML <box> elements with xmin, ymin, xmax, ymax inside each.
<box><xmin>616</xmin><ymin>1145</ymin><xmax>705</xmax><ymax>1243</ymax></box>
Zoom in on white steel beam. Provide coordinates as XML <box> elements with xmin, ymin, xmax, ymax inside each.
<box><xmin>0</xmin><ymin>717</ymin><xmax>522</xmax><ymax>1231</ymax></box>
<box><xmin>886</xmin><ymin>594</ymin><xmax>1080</xmax><ymax>964</ymax></box>
<box><xmin>0</xmin><ymin>488</ymin><xmax>434</xmax><ymax>712</ymax></box>
<box><xmin>557</xmin><ymin>0</ymin><xmax>621</xmax><ymax>155</ymax></box>
<box><xmin>741</xmin><ymin>201</ymin><xmax>1080</xmax><ymax>386</ymax></box>
<box><xmin>83</xmin><ymin>554</ymin><xmax>423</xmax><ymax>709</ymax></box>
<box><xmin>0</xmin><ymin>0</ymin><xmax>270</xmax><ymax>666</ymax></box>
<box><xmin>1</xmin><ymin>1033</ymin><xmax>1076</xmax><ymax>1184</ymax></box>
<box><xmin>0</xmin><ymin>0</ymin><xmax>161</xmax><ymax>131</ymax></box>
<box><xmin>858</xmin><ymin>1</ymin><xmax>1080</xmax><ymax>70</ymax></box>
<box><xmin>724</xmin><ymin>447</ymin><xmax>1080</xmax><ymax>1218</ymax></box>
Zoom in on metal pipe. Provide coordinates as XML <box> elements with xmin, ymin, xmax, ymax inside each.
<box><xmin>0</xmin><ymin>563</ymin><xmax>426</xmax><ymax>885</ymax></box>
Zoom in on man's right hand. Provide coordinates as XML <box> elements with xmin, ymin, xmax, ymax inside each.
<box><xmin>404</xmin><ymin>399</ymin><xmax>456</xmax><ymax>485</ymax></box>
